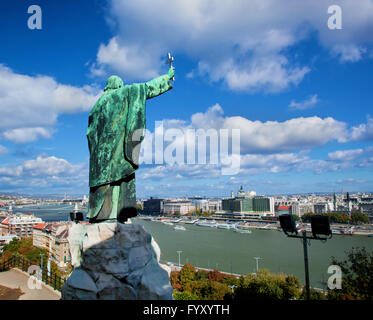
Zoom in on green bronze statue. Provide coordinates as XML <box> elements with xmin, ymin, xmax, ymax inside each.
<box><xmin>86</xmin><ymin>61</ymin><xmax>175</xmax><ymax>223</ymax></box>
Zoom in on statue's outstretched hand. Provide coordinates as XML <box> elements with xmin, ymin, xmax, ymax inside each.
<box><xmin>168</xmin><ymin>67</ymin><xmax>175</xmax><ymax>80</ymax></box>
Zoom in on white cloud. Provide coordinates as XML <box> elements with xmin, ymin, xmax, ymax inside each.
<box><xmin>137</xmin><ymin>104</ymin><xmax>360</xmax><ymax>177</ymax></box>
<box><xmin>3</xmin><ymin>127</ymin><xmax>53</xmax><ymax>144</ymax></box>
<box><xmin>192</xmin><ymin>104</ymin><xmax>349</xmax><ymax>153</ymax></box>
<box><xmin>136</xmin><ymin>104</ymin><xmax>373</xmax><ymax>181</ymax></box>
<box><xmin>0</xmin><ymin>166</ymin><xmax>23</xmax><ymax>177</ymax></box>
<box><xmin>0</xmin><ymin>64</ymin><xmax>100</xmax><ymax>142</ymax></box>
<box><xmin>91</xmin><ymin>0</ymin><xmax>373</xmax><ymax>92</ymax></box>
<box><xmin>350</xmin><ymin>116</ymin><xmax>373</xmax><ymax>141</ymax></box>
<box><xmin>0</xmin><ymin>155</ymin><xmax>88</xmax><ymax>191</ymax></box>
<box><xmin>289</xmin><ymin>94</ymin><xmax>319</xmax><ymax>110</ymax></box>
<box><xmin>0</xmin><ymin>155</ymin><xmax>81</xmax><ymax>178</ymax></box>
<box><xmin>328</xmin><ymin>149</ymin><xmax>364</xmax><ymax>161</ymax></box>
<box><xmin>295</xmin><ymin>159</ymin><xmax>352</xmax><ymax>174</ymax></box>
<box><xmin>22</xmin><ymin>155</ymin><xmax>77</xmax><ymax>177</ymax></box>
<box><xmin>191</xmin><ymin>104</ymin><xmax>225</xmax><ymax>129</ymax></box>
<box><xmin>212</xmin><ymin>109</ymin><xmax>348</xmax><ymax>153</ymax></box>
<box><xmin>139</xmin><ymin>163</ymin><xmax>221</xmax><ymax>181</ymax></box>
<box><xmin>197</xmin><ymin>53</ymin><xmax>310</xmax><ymax>93</ymax></box>
<box><xmin>336</xmin><ymin>178</ymin><xmax>367</xmax><ymax>184</ymax></box>
<box><xmin>91</xmin><ymin>37</ymin><xmax>160</xmax><ymax>81</ymax></box>
<box><xmin>332</xmin><ymin>44</ymin><xmax>367</xmax><ymax>62</ymax></box>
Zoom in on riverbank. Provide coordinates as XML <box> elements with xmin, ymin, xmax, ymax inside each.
<box><xmin>137</xmin><ymin>215</ymin><xmax>373</xmax><ymax>236</ymax></box>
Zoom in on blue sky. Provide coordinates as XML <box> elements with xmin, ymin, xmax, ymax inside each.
<box><xmin>0</xmin><ymin>0</ymin><xmax>372</xmax><ymax>197</ymax></box>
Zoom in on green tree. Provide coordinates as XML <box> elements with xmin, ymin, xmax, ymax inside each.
<box><xmin>184</xmin><ymin>280</ymin><xmax>231</xmax><ymax>300</ymax></box>
<box><xmin>0</xmin><ymin>250</ymin><xmax>13</xmax><ymax>263</ymax></box>
<box><xmin>170</xmin><ymin>271</ymin><xmax>182</xmax><ymax>291</ymax></box>
<box><xmin>233</xmin><ymin>269</ymin><xmax>303</xmax><ymax>300</ymax></box>
<box><xmin>179</xmin><ymin>263</ymin><xmax>196</xmax><ymax>288</ymax></box>
<box><xmin>25</xmin><ymin>247</ymin><xmax>48</xmax><ymax>264</ymax></box>
<box><xmin>221</xmin><ymin>274</ymin><xmax>239</xmax><ymax>287</ymax></box>
<box><xmin>18</xmin><ymin>242</ymin><xmax>33</xmax><ymax>256</ymax></box>
<box><xmin>2</xmin><ymin>237</ymin><xmax>48</xmax><ymax>264</ymax></box>
<box><xmin>195</xmin><ymin>269</ymin><xmax>208</xmax><ymax>281</ymax></box>
<box><xmin>207</xmin><ymin>269</ymin><xmax>225</xmax><ymax>282</ymax></box>
<box><xmin>173</xmin><ymin>290</ymin><xmax>199</xmax><ymax>300</ymax></box>
<box><xmin>3</xmin><ymin>238</ymin><xmax>21</xmax><ymax>253</ymax></box>
<box><xmin>327</xmin><ymin>247</ymin><xmax>373</xmax><ymax>300</ymax></box>
<box><xmin>302</xmin><ymin>212</ymin><xmax>351</xmax><ymax>224</ymax></box>
<box><xmin>351</xmin><ymin>212</ymin><xmax>369</xmax><ymax>224</ymax></box>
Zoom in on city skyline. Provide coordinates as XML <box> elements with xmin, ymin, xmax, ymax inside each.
<box><xmin>0</xmin><ymin>1</ymin><xmax>373</xmax><ymax>197</ymax></box>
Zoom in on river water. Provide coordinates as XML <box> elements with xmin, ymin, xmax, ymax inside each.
<box><xmin>134</xmin><ymin>219</ymin><xmax>373</xmax><ymax>289</ymax></box>
<box><xmin>13</xmin><ymin>205</ymin><xmax>373</xmax><ymax>288</ymax></box>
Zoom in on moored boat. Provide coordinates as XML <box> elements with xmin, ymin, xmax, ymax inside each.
<box><xmin>234</xmin><ymin>228</ymin><xmax>252</xmax><ymax>234</ymax></box>
<box><xmin>183</xmin><ymin>219</ymin><xmax>199</xmax><ymax>224</ymax></box>
<box><xmin>174</xmin><ymin>225</ymin><xmax>186</xmax><ymax>231</ymax></box>
<box><xmin>196</xmin><ymin>219</ymin><xmax>217</xmax><ymax>227</ymax></box>
<box><xmin>162</xmin><ymin>221</ymin><xmax>174</xmax><ymax>226</ymax></box>
<box><xmin>332</xmin><ymin>227</ymin><xmax>354</xmax><ymax>235</ymax></box>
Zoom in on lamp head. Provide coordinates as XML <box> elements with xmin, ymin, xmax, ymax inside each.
<box><xmin>279</xmin><ymin>214</ymin><xmax>298</xmax><ymax>236</ymax></box>
<box><xmin>70</xmin><ymin>211</ymin><xmax>84</xmax><ymax>223</ymax></box>
<box><xmin>310</xmin><ymin>215</ymin><xmax>332</xmax><ymax>239</ymax></box>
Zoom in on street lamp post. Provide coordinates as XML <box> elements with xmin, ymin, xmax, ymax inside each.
<box><xmin>253</xmin><ymin>257</ymin><xmax>262</xmax><ymax>273</ymax></box>
<box><xmin>302</xmin><ymin>231</ymin><xmax>311</xmax><ymax>300</ymax></box>
<box><xmin>279</xmin><ymin>214</ymin><xmax>332</xmax><ymax>300</ymax></box>
<box><xmin>177</xmin><ymin>251</ymin><xmax>182</xmax><ymax>268</ymax></box>
<box><xmin>40</xmin><ymin>253</ymin><xmax>44</xmax><ymax>282</ymax></box>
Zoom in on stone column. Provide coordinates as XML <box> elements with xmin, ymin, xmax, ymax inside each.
<box><xmin>61</xmin><ymin>222</ymin><xmax>173</xmax><ymax>300</ymax></box>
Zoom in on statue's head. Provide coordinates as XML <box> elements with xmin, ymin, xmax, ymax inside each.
<box><xmin>104</xmin><ymin>75</ymin><xmax>124</xmax><ymax>91</ymax></box>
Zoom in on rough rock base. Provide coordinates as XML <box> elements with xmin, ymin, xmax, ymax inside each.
<box><xmin>61</xmin><ymin>222</ymin><xmax>173</xmax><ymax>300</ymax></box>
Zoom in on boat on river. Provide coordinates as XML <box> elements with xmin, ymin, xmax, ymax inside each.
<box><xmin>234</xmin><ymin>228</ymin><xmax>252</xmax><ymax>234</ymax></box>
<box><xmin>196</xmin><ymin>220</ymin><xmax>217</xmax><ymax>227</ymax></box>
<box><xmin>183</xmin><ymin>219</ymin><xmax>199</xmax><ymax>224</ymax></box>
<box><xmin>174</xmin><ymin>225</ymin><xmax>186</xmax><ymax>231</ymax></box>
<box><xmin>216</xmin><ymin>223</ymin><xmax>235</xmax><ymax>229</ymax></box>
<box><xmin>162</xmin><ymin>221</ymin><xmax>174</xmax><ymax>226</ymax></box>
<box><xmin>332</xmin><ymin>226</ymin><xmax>354</xmax><ymax>235</ymax></box>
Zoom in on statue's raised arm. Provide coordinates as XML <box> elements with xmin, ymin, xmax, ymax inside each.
<box><xmin>145</xmin><ymin>67</ymin><xmax>175</xmax><ymax>99</ymax></box>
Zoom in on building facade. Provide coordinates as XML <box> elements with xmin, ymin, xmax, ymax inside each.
<box><xmin>143</xmin><ymin>198</ymin><xmax>164</xmax><ymax>215</ymax></box>
<box><xmin>33</xmin><ymin>221</ymin><xmax>73</xmax><ymax>268</ymax></box>
<box><xmin>33</xmin><ymin>223</ymin><xmax>51</xmax><ymax>251</ymax></box>
<box><xmin>50</xmin><ymin>223</ymin><xmax>72</xmax><ymax>268</ymax></box>
<box><xmin>2</xmin><ymin>214</ymin><xmax>42</xmax><ymax>238</ymax></box>
<box><xmin>221</xmin><ymin>186</ymin><xmax>275</xmax><ymax>217</ymax></box>
<box><xmin>0</xmin><ymin>215</ymin><xmax>10</xmax><ymax>236</ymax></box>
<box><xmin>162</xmin><ymin>200</ymin><xmax>195</xmax><ymax>215</ymax></box>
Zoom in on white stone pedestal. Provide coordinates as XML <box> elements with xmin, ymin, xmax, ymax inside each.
<box><xmin>61</xmin><ymin>222</ymin><xmax>173</xmax><ymax>300</ymax></box>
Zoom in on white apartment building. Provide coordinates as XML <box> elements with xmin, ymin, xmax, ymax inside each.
<box><xmin>162</xmin><ymin>200</ymin><xmax>195</xmax><ymax>215</ymax></box>
<box><xmin>3</xmin><ymin>214</ymin><xmax>42</xmax><ymax>238</ymax></box>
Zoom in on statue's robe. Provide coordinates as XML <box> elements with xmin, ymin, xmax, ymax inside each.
<box><xmin>87</xmin><ymin>74</ymin><xmax>173</xmax><ymax>221</ymax></box>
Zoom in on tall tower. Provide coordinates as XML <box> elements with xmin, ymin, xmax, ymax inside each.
<box><xmin>333</xmin><ymin>193</ymin><xmax>337</xmax><ymax>212</ymax></box>
<box><xmin>346</xmin><ymin>192</ymin><xmax>351</xmax><ymax>216</ymax></box>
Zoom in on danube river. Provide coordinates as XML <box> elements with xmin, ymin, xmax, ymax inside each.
<box><xmin>133</xmin><ymin>219</ymin><xmax>373</xmax><ymax>289</ymax></box>
<box><xmin>13</xmin><ymin>204</ymin><xmax>373</xmax><ymax>288</ymax></box>
<box><xmin>14</xmin><ymin>203</ymin><xmax>81</xmax><ymax>222</ymax></box>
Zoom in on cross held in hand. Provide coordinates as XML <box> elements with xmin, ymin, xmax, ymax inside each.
<box><xmin>166</xmin><ymin>52</ymin><xmax>175</xmax><ymax>81</ymax></box>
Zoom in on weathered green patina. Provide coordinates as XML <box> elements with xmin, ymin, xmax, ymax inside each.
<box><xmin>87</xmin><ymin>68</ymin><xmax>174</xmax><ymax>222</ymax></box>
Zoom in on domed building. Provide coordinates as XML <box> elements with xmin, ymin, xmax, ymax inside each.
<box><xmin>221</xmin><ymin>186</ymin><xmax>274</xmax><ymax>218</ymax></box>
